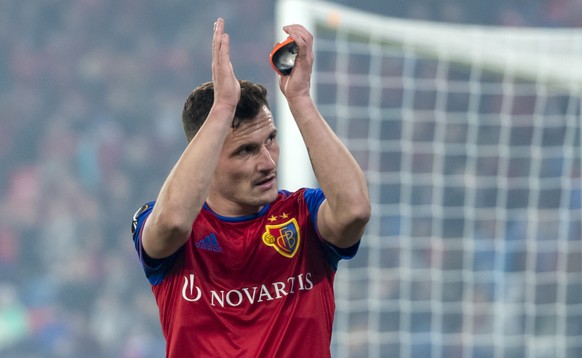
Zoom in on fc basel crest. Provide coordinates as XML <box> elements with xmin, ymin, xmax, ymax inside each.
<box><xmin>262</xmin><ymin>218</ymin><xmax>300</xmax><ymax>258</ymax></box>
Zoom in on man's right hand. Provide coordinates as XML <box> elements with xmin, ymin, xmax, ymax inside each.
<box><xmin>212</xmin><ymin>18</ymin><xmax>240</xmax><ymax>111</ymax></box>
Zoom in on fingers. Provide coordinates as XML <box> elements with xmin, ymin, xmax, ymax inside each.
<box><xmin>212</xmin><ymin>18</ymin><xmax>224</xmax><ymax>64</ymax></box>
<box><xmin>277</xmin><ymin>24</ymin><xmax>314</xmax><ymax>99</ymax></box>
<box><xmin>210</xmin><ymin>18</ymin><xmax>240</xmax><ymax>107</ymax></box>
<box><xmin>213</xmin><ymin>18</ymin><xmax>232</xmax><ymax>66</ymax></box>
<box><xmin>282</xmin><ymin>24</ymin><xmax>313</xmax><ymax>48</ymax></box>
<box><xmin>212</xmin><ymin>17</ymin><xmax>233</xmax><ymax>84</ymax></box>
<box><xmin>282</xmin><ymin>24</ymin><xmax>314</xmax><ymax>73</ymax></box>
<box><xmin>282</xmin><ymin>24</ymin><xmax>313</xmax><ymax>67</ymax></box>
<box><xmin>220</xmin><ymin>32</ymin><xmax>230</xmax><ymax>65</ymax></box>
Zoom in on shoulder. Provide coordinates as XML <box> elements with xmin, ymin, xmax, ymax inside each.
<box><xmin>278</xmin><ymin>188</ymin><xmax>324</xmax><ymax>203</ymax></box>
<box><xmin>275</xmin><ymin>188</ymin><xmax>325</xmax><ymax>224</ymax></box>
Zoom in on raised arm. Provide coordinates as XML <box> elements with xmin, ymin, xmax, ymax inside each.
<box><xmin>278</xmin><ymin>25</ymin><xmax>371</xmax><ymax>248</ymax></box>
<box><xmin>142</xmin><ymin>18</ymin><xmax>240</xmax><ymax>258</ymax></box>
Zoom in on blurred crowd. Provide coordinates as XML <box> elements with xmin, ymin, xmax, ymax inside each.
<box><xmin>338</xmin><ymin>0</ymin><xmax>582</xmax><ymax>27</ymax></box>
<box><xmin>0</xmin><ymin>0</ymin><xmax>581</xmax><ymax>357</ymax></box>
<box><xmin>0</xmin><ymin>0</ymin><xmax>275</xmax><ymax>356</ymax></box>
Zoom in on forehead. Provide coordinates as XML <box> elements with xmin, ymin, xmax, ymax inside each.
<box><xmin>228</xmin><ymin>106</ymin><xmax>275</xmax><ymax>142</ymax></box>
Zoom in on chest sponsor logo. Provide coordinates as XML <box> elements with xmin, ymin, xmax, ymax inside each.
<box><xmin>261</xmin><ymin>218</ymin><xmax>300</xmax><ymax>258</ymax></box>
<box><xmin>182</xmin><ymin>274</ymin><xmax>202</xmax><ymax>302</ymax></box>
<box><xmin>181</xmin><ymin>272</ymin><xmax>314</xmax><ymax>308</ymax></box>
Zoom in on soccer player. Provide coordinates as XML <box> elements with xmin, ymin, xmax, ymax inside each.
<box><xmin>131</xmin><ymin>18</ymin><xmax>370</xmax><ymax>357</ymax></box>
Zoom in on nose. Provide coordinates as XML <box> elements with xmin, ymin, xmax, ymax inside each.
<box><xmin>257</xmin><ymin>146</ymin><xmax>277</xmax><ymax>172</ymax></box>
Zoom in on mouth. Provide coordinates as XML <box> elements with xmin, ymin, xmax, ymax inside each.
<box><xmin>254</xmin><ymin>174</ymin><xmax>277</xmax><ymax>189</ymax></box>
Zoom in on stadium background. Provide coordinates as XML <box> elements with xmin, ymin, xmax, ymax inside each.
<box><xmin>0</xmin><ymin>0</ymin><xmax>580</xmax><ymax>357</ymax></box>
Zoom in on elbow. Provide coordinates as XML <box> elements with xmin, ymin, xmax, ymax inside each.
<box><xmin>149</xmin><ymin>205</ymin><xmax>194</xmax><ymax>240</ymax></box>
<box><xmin>330</xmin><ymin>198</ymin><xmax>371</xmax><ymax>248</ymax></box>
<box><xmin>338</xmin><ymin>187</ymin><xmax>372</xmax><ymax>227</ymax></box>
<box><xmin>157</xmin><ymin>217</ymin><xmax>192</xmax><ymax>239</ymax></box>
<box><xmin>351</xmin><ymin>199</ymin><xmax>372</xmax><ymax>226</ymax></box>
<box><xmin>350</xmin><ymin>179</ymin><xmax>372</xmax><ymax>225</ymax></box>
<box><xmin>340</xmin><ymin>194</ymin><xmax>371</xmax><ymax>229</ymax></box>
<box><xmin>143</xmin><ymin>209</ymin><xmax>193</xmax><ymax>259</ymax></box>
<box><xmin>162</xmin><ymin>216</ymin><xmax>193</xmax><ymax>237</ymax></box>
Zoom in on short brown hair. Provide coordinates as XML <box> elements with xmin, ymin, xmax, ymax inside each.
<box><xmin>182</xmin><ymin>80</ymin><xmax>270</xmax><ymax>142</ymax></box>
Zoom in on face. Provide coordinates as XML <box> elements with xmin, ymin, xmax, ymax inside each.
<box><xmin>207</xmin><ymin>105</ymin><xmax>279</xmax><ymax>216</ymax></box>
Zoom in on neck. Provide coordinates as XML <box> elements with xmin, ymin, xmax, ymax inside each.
<box><xmin>205</xmin><ymin>196</ymin><xmax>263</xmax><ymax>218</ymax></box>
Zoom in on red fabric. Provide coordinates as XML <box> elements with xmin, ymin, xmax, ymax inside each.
<box><xmin>150</xmin><ymin>190</ymin><xmax>336</xmax><ymax>358</ymax></box>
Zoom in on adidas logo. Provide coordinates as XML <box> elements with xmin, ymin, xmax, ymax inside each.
<box><xmin>195</xmin><ymin>233</ymin><xmax>222</xmax><ymax>252</ymax></box>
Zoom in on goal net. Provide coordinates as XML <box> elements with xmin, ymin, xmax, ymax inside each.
<box><xmin>275</xmin><ymin>1</ymin><xmax>582</xmax><ymax>357</ymax></box>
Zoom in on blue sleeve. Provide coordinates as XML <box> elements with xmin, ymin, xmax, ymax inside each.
<box><xmin>131</xmin><ymin>202</ymin><xmax>181</xmax><ymax>285</ymax></box>
<box><xmin>303</xmin><ymin>187</ymin><xmax>326</xmax><ymax>223</ymax></box>
<box><xmin>303</xmin><ymin>188</ymin><xmax>360</xmax><ymax>270</ymax></box>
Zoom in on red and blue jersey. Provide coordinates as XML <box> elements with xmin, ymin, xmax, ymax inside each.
<box><xmin>131</xmin><ymin>188</ymin><xmax>359</xmax><ymax>358</ymax></box>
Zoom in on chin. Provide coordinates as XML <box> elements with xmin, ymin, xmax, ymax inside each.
<box><xmin>257</xmin><ymin>187</ymin><xmax>279</xmax><ymax>205</ymax></box>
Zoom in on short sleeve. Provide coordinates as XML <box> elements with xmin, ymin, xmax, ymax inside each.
<box><xmin>302</xmin><ymin>188</ymin><xmax>360</xmax><ymax>270</ymax></box>
<box><xmin>131</xmin><ymin>201</ymin><xmax>181</xmax><ymax>285</ymax></box>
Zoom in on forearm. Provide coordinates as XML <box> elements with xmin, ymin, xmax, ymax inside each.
<box><xmin>143</xmin><ymin>18</ymin><xmax>240</xmax><ymax>258</ymax></box>
<box><xmin>144</xmin><ymin>105</ymin><xmax>234</xmax><ymax>257</ymax></box>
<box><xmin>287</xmin><ymin>96</ymin><xmax>370</xmax><ymax>226</ymax></box>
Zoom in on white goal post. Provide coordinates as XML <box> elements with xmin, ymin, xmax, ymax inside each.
<box><xmin>275</xmin><ymin>1</ymin><xmax>582</xmax><ymax>357</ymax></box>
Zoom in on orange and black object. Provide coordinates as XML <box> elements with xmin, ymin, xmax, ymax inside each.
<box><xmin>270</xmin><ymin>37</ymin><xmax>298</xmax><ymax>76</ymax></box>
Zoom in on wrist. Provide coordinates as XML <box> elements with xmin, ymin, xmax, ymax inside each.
<box><xmin>203</xmin><ymin>103</ymin><xmax>236</xmax><ymax>130</ymax></box>
<box><xmin>210</xmin><ymin>101</ymin><xmax>237</xmax><ymax>120</ymax></box>
<box><xmin>286</xmin><ymin>94</ymin><xmax>314</xmax><ymax>110</ymax></box>
<box><xmin>213</xmin><ymin>99</ymin><xmax>237</xmax><ymax>111</ymax></box>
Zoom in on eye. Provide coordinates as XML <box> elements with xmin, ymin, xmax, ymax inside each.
<box><xmin>234</xmin><ymin>144</ymin><xmax>256</xmax><ymax>157</ymax></box>
<box><xmin>266</xmin><ymin>132</ymin><xmax>277</xmax><ymax>145</ymax></box>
